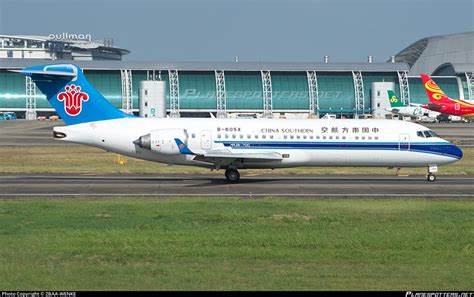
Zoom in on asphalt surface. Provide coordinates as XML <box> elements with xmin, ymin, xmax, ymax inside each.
<box><xmin>0</xmin><ymin>174</ymin><xmax>473</xmax><ymax>198</ymax></box>
<box><xmin>0</xmin><ymin>120</ymin><xmax>473</xmax><ymax>146</ymax></box>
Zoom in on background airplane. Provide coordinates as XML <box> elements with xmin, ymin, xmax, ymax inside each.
<box><xmin>12</xmin><ymin>64</ymin><xmax>463</xmax><ymax>182</ymax></box>
<box><xmin>421</xmin><ymin>74</ymin><xmax>474</xmax><ymax>118</ymax></box>
<box><xmin>385</xmin><ymin>90</ymin><xmax>439</xmax><ymax>121</ymax></box>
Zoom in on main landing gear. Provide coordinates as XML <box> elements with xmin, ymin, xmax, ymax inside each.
<box><xmin>225</xmin><ymin>168</ymin><xmax>240</xmax><ymax>183</ymax></box>
<box><xmin>426</xmin><ymin>165</ymin><xmax>438</xmax><ymax>182</ymax></box>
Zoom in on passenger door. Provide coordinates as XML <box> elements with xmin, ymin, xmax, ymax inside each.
<box><xmin>201</xmin><ymin>130</ymin><xmax>212</xmax><ymax>150</ymax></box>
<box><xmin>399</xmin><ymin>134</ymin><xmax>410</xmax><ymax>151</ymax></box>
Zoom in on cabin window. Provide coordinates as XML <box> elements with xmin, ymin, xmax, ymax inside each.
<box><xmin>262</xmin><ymin>135</ymin><xmax>267</xmax><ymax>139</ymax></box>
<box><xmin>309</xmin><ymin>135</ymin><xmax>313</xmax><ymax>139</ymax></box>
<box><xmin>375</xmin><ymin>136</ymin><xmax>379</xmax><ymax>140</ymax></box>
<box><xmin>296</xmin><ymin>135</ymin><xmax>300</xmax><ymax>139</ymax></box>
<box><xmin>270</xmin><ymin>135</ymin><xmax>274</xmax><ymax>139</ymax></box>
<box><xmin>361</xmin><ymin>136</ymin><xmax>365</xmax><ymax>140</ymax></box>
<box><xmin>342</xmin><ymin>136</ymin><xmax>346</xmax><ymax>140</ymax></box>
<box><xmin>255</xmin><ymin>135</ymin><xmax>259</xmax><ymax>139</ymax></box>
<box><xmin>247</xmin><ymin>134</ymin><xmax>251</xmax><ymax>139</ymax></box>
<box><xmin>303</xmin><ymin>135</ymin><xmax>307</xmax><ymax>139</ymax></box>
<box><xmin>240</xmin><ymin>134</ymin><xmax>244</xmax><ymax>139</ymax></box>
<box><xmin>335</xmin><ymin>136</ymin><xmax>339</xmax><ymax>140</ymax></box>
<box><xmin>284</xmin><ymin>135</ymin><xmax>288</xmax><ymax>139</ymax></box>
<box><xmin>225</xmin><ymin>134</ymin><xmax>229</xmax><ymax>138</ymax></box>
<box><xmin>329</xmin><ymin>136</ymin><xmax>333</xmax><ymax>140</ymax></box>
<box><xmin>322</xmin><ymin>136</ymin><xmax>327</xmax><ymax>140</ymax></box>
<box><xmin>368</xmin><ymin>136</ymin><xmax>372</xmax><ymax>140</ymax></box>
<box><xmin>191</xmin><ymin>133</ymin><xmax>196</xmax><ymax>138</ymax></box>
<box><xmin>217</xmin><ymin>134</ymin><xmax>221</xmax><ymax>139</ymax></box>
<box><xmin>232</xmin><ymin>134</ymin><xmax>236</xmax><ymax>139</ymax></box>
<box><xmin>290</xmin><ymin>135</ymin><xmax>294</xmax><ymax>139</ymax></box>
<box><xmin>355</xmin><ymin>136</ymin><xmax>359</xmax><ymax>140</ymax></box>
<box><xmin>316</xmin><ymin>136</ymin><xmax>320</xmax><ymax>140</ymax></box>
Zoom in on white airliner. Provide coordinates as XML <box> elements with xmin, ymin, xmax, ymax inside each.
<box><xmin>13</xmin><ymin>64</ymin><xmax>463</xmax><ymax>182</ymax></box>
<box><xmin>385</xmin><ymin>90</ymin><xmax>439</xmax><ymax>121</ymax></box>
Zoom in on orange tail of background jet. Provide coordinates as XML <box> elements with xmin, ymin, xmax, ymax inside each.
<box><xmin>420</xmin><ymin>74</ymin><xmax>452</xmax><ymax>105</ymax></box>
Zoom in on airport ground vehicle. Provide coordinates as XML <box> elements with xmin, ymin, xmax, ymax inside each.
<box><xmin>0</xmin><ymin>112</ymin><xmax>17</xmax><ymax>120</ymax></box>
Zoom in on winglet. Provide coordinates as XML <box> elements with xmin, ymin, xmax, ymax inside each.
<box><xmin>174</xmin><ymin>138</ymin><xmax>195</xmax><ymax>155</ymax></box>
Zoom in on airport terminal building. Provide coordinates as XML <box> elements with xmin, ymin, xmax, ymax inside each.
<box><xmin>0</xmin><ymin>32</ymin><xmax>472</xmax><ymax>119</ymax></box>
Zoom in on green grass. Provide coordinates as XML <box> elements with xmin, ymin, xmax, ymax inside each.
<box><xmin>0</xmin><ymin>145</ymin><xmax>473</xmax><ymax>175</ymax></box>
<box><xmin>0</xmin><ymin>197</ymin><xmax>472</xmax><ymax>290</ymax></box>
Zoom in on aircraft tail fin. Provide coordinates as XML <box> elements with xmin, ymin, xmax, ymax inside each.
<box><xmin>387</xmin><ymin>90</ymin><xmax>405</xmax><ymax>108</ymax></box>
<box><xmin>420</xmin><ymin>74</ymin><xmax>452</xmax><ymax>105</ymax></box>
<box><xmin>11</xmin><ymin>64</ymin><xmax>133</xmax><ymax>125</ymax></box>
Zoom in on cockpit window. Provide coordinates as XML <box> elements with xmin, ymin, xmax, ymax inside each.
<box><xmin>419</xmin><ymin>130</ymin><xmax>438</xmax><ymax>138</ymax></box>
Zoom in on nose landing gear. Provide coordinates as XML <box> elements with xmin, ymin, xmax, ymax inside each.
<box><xmin>427</xmin><ymin>173</ymin><xmax>436</xmax><ymax>182</ymax></box>
<box><xmin>426</xmin><ymin>165</ymin><xmax>438</xmax><ymax>182</ymax></box>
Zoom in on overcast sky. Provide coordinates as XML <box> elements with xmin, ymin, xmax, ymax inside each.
<box><xmin>0</xmin><ymin>0</ymin><xmax>472</xmax><ymax>62</ymax></box>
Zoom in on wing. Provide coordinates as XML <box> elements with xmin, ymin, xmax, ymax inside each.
<box><xmin>197</xmin><ymin>150</ymin><xmax>282</xmax><ymax>162</ymax></box>
<box><xmin>425</xmin><ymin>103</ymin><xmax>444</xmax><ymax>109</ymax></box>
<box><xmin>174</xmin><ymin>138</ymin><xmax>282</xmax><ymax>166</ymax></box>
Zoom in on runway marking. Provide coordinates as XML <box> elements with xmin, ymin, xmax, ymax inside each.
<box><xmin>0</xmin><ymin>193</ymin><xmax>473</xmax><ymax>197</ymax></box>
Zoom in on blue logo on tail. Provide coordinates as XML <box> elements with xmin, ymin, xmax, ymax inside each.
<box><xmin>174</xmin><ymin>138</ymin><xmax>195</xmax><ymax>155</ymax></box>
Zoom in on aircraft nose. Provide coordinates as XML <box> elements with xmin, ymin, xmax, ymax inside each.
<box><xmin>446</xmin><ymin>144</ymin><xmax>463</xmax><ymax>160</ymax></box>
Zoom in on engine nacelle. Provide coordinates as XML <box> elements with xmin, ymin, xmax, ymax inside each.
<box><xmin>134</xmin><ymin>128</ymin><xmax>188</xmax><ymax>155</ymax></box>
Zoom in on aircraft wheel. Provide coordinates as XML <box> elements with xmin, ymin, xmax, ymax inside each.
<box><xmin>427</xmin><ymin>173</ymin><xmax>436</xmax><ymax>182</ymax></box>
<box><xmin>225</xmin><ymin>168</ymin><xmax>240</xmax><ymax>183</ymax></box>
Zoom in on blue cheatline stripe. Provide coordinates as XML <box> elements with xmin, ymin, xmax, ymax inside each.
<box><xmin>213</xmin><ymin>141</ymin><xmax>462</xmax><ymax>160</ymax></box>
<box><xmin>215</xmin><ymin>140</ymin><xmax>449</xmax><ymax>145</ymax></box>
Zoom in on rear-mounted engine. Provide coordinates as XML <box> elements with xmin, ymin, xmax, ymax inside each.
<box><xmin>133</xmin><ymin>128</ymin><xmax>188</xmax><ymax>155</ymax></box>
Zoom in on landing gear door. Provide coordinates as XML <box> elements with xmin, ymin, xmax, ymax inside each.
<box><xmin>399</xmin><ymin>134</ymin><xmax>410</xmax><ymax>151</ymax></box>
<box><xmin>201</xmin><ymin>130</ymin><xmax>212</xmax><ymax>150</ymax></box>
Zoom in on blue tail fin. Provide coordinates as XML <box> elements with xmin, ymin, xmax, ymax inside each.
<box><xmin>12</xmin><ymin>64</ymin><xmax>133</xmax><ymax>125</ymax></box>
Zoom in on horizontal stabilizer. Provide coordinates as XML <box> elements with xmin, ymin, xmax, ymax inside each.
<box><xmin>10</xmin><ymin>69</ymin><xmax>77</xmax><ymax>78</ymax></box>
